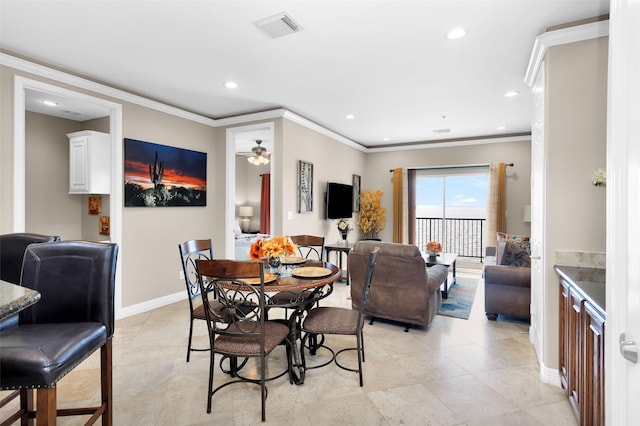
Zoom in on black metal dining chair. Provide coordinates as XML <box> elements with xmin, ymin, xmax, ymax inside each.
<box><xmin>195</xmin><ymin>259</ymin><xmax>291</xmax><ymax>422</ymax></box>
<box><xmin>300</xmin><ymin>246</ymin><xmax>379</xmax><ymax>386</ymax></box>
<box><xmin>0</xmin><ymin>240</ymin><xmax>118</xmax><ymax>425</ymax></box>
<box><xmin>178</xmin><ymin>239</ymin><xmax>214</xmax><ymax>362</ymax></box>
<box><xmin>289</xmin><ymin>234</ymin><xmax>325</xmax><ymax>260</ymax></box>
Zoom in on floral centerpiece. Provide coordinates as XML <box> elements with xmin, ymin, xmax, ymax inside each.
<box><xmin>249</xmin><ymin>236</ymin><xmax>298</xmax><ymax>265</ymax></box>
<box><xmin>337</xmin><ymin>219</ymin><xmax>353</xmax><ymax>245</ymax></box>
<box><xmin>357</xmin><ymin>189</ymin><xmax>386</xmax><ymax>240</ymax></box>
<box><xmin>426</xmin><ymin>241</ymin><xmax>442</xmax><ymax>257</ymax></box>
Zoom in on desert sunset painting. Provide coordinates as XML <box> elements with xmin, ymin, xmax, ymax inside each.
<box><xmin>124</xmin><ymin>138</ymin><xmax>207</xmax><ymax>207</ymax></box>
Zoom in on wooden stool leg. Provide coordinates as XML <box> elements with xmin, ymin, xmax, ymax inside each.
<box><xmin>101</xmin><ymin>340</ymin><xmax>113</xmax><ymax>426</ymax></box>
<box><xmin>19</xmin><ymin>388</ymin><xmax>34</xmax><ymax>426</ymax></box>
<box><xmin>36</xmin><ymin>387</ymin><xmax>56</xmax><ymax>426</ymax></box>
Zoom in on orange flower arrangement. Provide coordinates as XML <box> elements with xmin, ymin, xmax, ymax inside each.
<box><xmin>426</xmin><ymin>241</ymin><xmax>442</xmax><ymax>253</ymax></box>
<box><xmin>249</xmin><ymin>236</ymin><xmax>298</xmax><ymax>260</ymax></box>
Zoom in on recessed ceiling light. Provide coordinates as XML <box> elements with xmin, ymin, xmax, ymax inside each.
<box><xmin>345</xmin><ymin>114</ymin><xmax>355</xmax><ymax>120</ymax></box>
<box><xmin>42</xmin><ymin>100</ymin><xmax>58</xmax><ymax>107</ymax></box>
<box><xmin>504</xmin><ymin>90</ymin><xmax>520</xmax><ymax>98</ymax></box>
<box><xmin>497</xmin><ymin>126</ymin><xmax>507</xmax><ymax>130</ymax></box>
<box><xmin>383</xmin><ymin>138</ymin><xmax>390</xmax><ymax>142</ymax></box>
<box><xmin>224</xmin><ymin>81</ymin><xmax>238</xmax><ymax>89</ymax></box>
<box><xmin>446</xmin><ymin>27</ymin><xmax>466</xmax><ymax>40</ymax></box>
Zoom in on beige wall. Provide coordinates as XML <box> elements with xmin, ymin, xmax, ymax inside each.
<box><xmin>25</xmin><ymin>112</ymin><xmax>83</xmax><ymax>239</ymax></box>
<box><xmin>25</xmin><ymin>112</ymin><xmax>112</xmax><ymax>242</ymax></box>
<box><xmin>542</xmin><ymin>36</ymin><xmax>608</xmax><ymax>370</ymax></box>
<box><xmin>280</xmin><ymin>119</ymin><xmax>367</xmax><ymax>244</ymax></box>
<box><xmin>365</xmin><ymin>140</ymin><xmax>533</xmax><ymax>242</ymax></box>
<box><xmin>120</xmin><ymin>102</ymin><xmax>219</xmax><ymax>307</ymax></box>
<box><xmin>1</xmin><ymin>63</ymin><xmax>223</xmax><ymax>309</ymax></box>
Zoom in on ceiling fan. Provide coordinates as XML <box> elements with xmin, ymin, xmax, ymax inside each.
<box><xmin>239</xmin><ymin>140</ymin><xmax>271</xmax><ymax>165</ymax></box>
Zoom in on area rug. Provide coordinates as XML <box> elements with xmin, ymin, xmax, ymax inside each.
<box><xmin>437</xmin><ymin>277</ymin><xmax>479</xmax><ymax>320</ymax></box>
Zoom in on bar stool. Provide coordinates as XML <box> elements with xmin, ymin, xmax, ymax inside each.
<box><xmin>0</xmin><ymin>240</ymin><xmax>118</xmax><ymax>425</ymax></box>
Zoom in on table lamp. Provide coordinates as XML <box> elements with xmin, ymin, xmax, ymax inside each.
<box><xmin>239</xmin><ymin>206</ymin><xmax>254</xmax><ymax>233</ymax></box>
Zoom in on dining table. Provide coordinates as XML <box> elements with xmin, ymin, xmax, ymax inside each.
<box><xmin>233</xmin><ymin>259</ymin><xmax>341</xmax><ymax>385</ymax></box>
<box><xmin>0</xmin><ymin>279</ymin><xmax>41</xmax><ymax>321</ymax></box>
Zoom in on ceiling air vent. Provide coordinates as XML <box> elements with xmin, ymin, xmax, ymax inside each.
<box><xmin>254</xmin><ymin>11</ymin><xmax>303</xmax><ymax>39</ymax></box>
<box><xmin>432</xmin><ymin>128</ymin><xmax>451</xmax><ymax>134</ymax></box>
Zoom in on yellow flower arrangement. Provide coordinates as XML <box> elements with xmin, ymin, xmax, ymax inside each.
<box><xmin>357</xmin><ymin>189</ymin><xmax>386</xmax><ymax>239</ymax></box>
<box><xmin>249</xmin><ymin>236</ymin><xmax>298</xmax><ymax>260</ymax></box>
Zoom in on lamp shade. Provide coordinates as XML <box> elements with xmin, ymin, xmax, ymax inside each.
<box><xmin>239</xmin><ymin>206</ymin><xmax>254</xmax><ymax>217</ymax></box>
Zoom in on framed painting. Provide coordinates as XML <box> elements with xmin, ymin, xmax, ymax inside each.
<box><xmin>298</xmin><ymin>160</ymin><xmax>313</xmax><ymax>213</ymax></box>
<box><xmin>124</xmin><ymin>138</ymin><xmax>207</xmax><ymax>207</ymax></box>
<box><xmin>352</xmin><ymin>174</ymin><xmax>361</xmax><ymax>212</ymax></box>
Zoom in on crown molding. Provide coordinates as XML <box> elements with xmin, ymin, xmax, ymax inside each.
<box><xmin>367</xmin><ymin>134</ymin><xmax>531</xmax><ymax>153</ymax></box>
<box><xmin>0</xmin><ymin>52</ymin><xmax>217</xmax><ymax>126</ymax></box>
<box><xmin>525</xmin><ymin>20</ymin><xmax>609</xmax><ymax>87</ymax></box>
<box><xmin>2</xmin><ymin>51</ymin><xmax>528</xmax><ymax>154</ymax></box>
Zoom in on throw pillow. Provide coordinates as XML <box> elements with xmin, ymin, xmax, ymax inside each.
<box><xmin>496</xmin><ymin>233</ymin><xmax>530</xmax><ymax>262</ymax></box>
<box><xmin>500</xmin><ymin>239</ymin><xmax>531</xmax><ymax>267</ymax></box>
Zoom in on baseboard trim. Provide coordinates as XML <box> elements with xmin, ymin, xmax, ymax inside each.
<box><xmin>116</xmin><ymin>291</ymin><xmax>185</xmax><ymax>319</ymax></box>
<box><xmin>539</xmin><ymin>361</ymin><xmax>562</xmax><ymax>388</ymax></box>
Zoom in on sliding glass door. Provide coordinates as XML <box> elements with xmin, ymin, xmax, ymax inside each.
<box><xmin>415</xmin><ymin>169</ymin><xmax>488</xmax><ymax>258</ymax></box>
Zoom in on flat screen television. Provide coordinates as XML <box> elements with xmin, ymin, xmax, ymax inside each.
<box><xmin>325</xmin><ymin>182</ymin><xmax>353</xmax><ymax>219</ymax></box>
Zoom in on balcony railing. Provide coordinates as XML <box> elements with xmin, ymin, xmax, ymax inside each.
<box><xmin>415</xmin><ymin>217</ymin><xmax>486</xmax><ymax>260</ymax></box>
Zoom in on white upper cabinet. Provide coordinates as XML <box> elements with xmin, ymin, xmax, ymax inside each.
<box><xmin>67</xmin><ymin>130</ymin><xmax>111</xmax><ymax>194</ymax></box>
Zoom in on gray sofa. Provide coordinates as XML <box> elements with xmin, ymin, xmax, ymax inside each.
<box><xmin>484</xmin><ymin>246</ymin><xmax>531</xmax><ymax>320</ymax></box>
<box><xmin>349</xmin><ymin>240</ymin><xmax>448</xmax><ymax>331</ymax></box>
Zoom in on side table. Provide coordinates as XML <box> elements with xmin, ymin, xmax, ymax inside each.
<box><xmin>324</xmin><ymin>242</ymin><xmax>353</xmax><ymax>284</ymax></box>
<box><xmin>422</xmin><ymin>252</ymin><xmax>458</xmax><ymax>299</ymax></box>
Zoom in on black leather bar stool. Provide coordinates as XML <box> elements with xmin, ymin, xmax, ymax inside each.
<box><xmin>0</xmin><ymin>240</ymin><xmax>118</xmax><ymax>425</ymax></box>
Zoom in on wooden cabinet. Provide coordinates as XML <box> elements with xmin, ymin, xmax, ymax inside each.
<box><xmin>558</xmin><ymin>275</ymin><xmax>606</xmax><ymax>425</ymax></box>
<box><xmin>68</xmin><ymin>130</ymin><xmax>111</xmax><ymax>194</ymax></box>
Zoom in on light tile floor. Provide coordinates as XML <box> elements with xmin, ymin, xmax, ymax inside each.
<box><xmin>1</xmin><ymin>265</ymin><xmax>577</xmax><ymax>425</ymax></box>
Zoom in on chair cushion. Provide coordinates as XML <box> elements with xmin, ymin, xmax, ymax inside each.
<box><xmin>213</xmin><ymin>321</ymin><xmax>289</xmax><ymax>357</ymax></box>
<box><xmin>302</xmin><ymin>307</ymin><xmax>359</xmax><ymax>335</ymax></box>
<box><xmin>0</xmin><ymin>322</ymin><xmax>107</xmax><ymax>389</ymax></box>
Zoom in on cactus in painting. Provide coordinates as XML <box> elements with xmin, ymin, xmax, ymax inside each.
<box><xmin>149</xmin><ymin>151</ymin><xmax>164</xmax><ymax>189</ymax></box>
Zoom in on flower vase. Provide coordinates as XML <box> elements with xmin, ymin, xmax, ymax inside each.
<box><xmin>268</xmin><ymin>256</ymin><xmax>282</xmax><ymax>274</ymax></box>
<box><xmin>428</xmin><ymin>251</ymin><xmax>439</xmax><ymax>260</ymax></box>
<box><xmin>341</xmin><ymin>232</ymin><xmax>348</xmax><ymax>246</ymax></box>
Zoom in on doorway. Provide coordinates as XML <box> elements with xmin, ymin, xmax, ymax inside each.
<box><xmin>225</xmin><ymin>122</ymin><xmax>275</xmax><ymax>259</ymax></box>
<box><xmin>13</xmin><ymin>76</ymin><xmax>124</xmax><ymax>316</ymax></box>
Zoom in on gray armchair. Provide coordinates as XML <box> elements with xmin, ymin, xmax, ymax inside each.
<box><xmin>484</xmin><ymin>245</ymin><xmax>531</xmax><ymax>320</ymax></box>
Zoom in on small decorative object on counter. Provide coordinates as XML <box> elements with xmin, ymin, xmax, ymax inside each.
<box><xmin>426</xmin><ymin>241</ymin><xmax>442</xmax><ymax>259</ymax></box>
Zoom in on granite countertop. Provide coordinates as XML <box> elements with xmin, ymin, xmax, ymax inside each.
<box><xmin>554</xmin><ymin>265</ymin><xmax>606</xmax><ymax>312</ymax></box>
<box><xmin>0</xmin><ymin>280</ymin><xmax>41</xmax><ymax>320</ymax></box>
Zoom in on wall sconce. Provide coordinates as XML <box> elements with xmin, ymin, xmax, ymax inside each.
<box><xmin>238</xmin><ymin>206</ymin><xmax>254</xmax><ymax>232</ymax></box>
<box><xmin>523</xmin><ymin>204</ymin><xmax>531</xmax><ymax>223</ymax></box>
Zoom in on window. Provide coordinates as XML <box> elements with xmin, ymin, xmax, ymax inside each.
<box><xmin>415</xmin><ymin>169</ymin><xmax>488</xmax><ymax>258</ymax></box>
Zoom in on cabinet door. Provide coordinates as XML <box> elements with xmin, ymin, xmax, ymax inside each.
<box><xmin>584</xmin><ymin>302</ymin><xmax>605</xmax><ymax>426</ymax></box>
<box><xmin>559</xmin><ymin>280</ymin><xmax>570</xmax><ymax>391</ymax></box>
<box><xmin>69</xmin><ymin>137</ymin><xmax>90</xmax><ymax>193</ymax></box>
<box><xmin>568</xmin><ymin>287</ymin><xmax>585</xmax><ymax>419</ymax></box>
